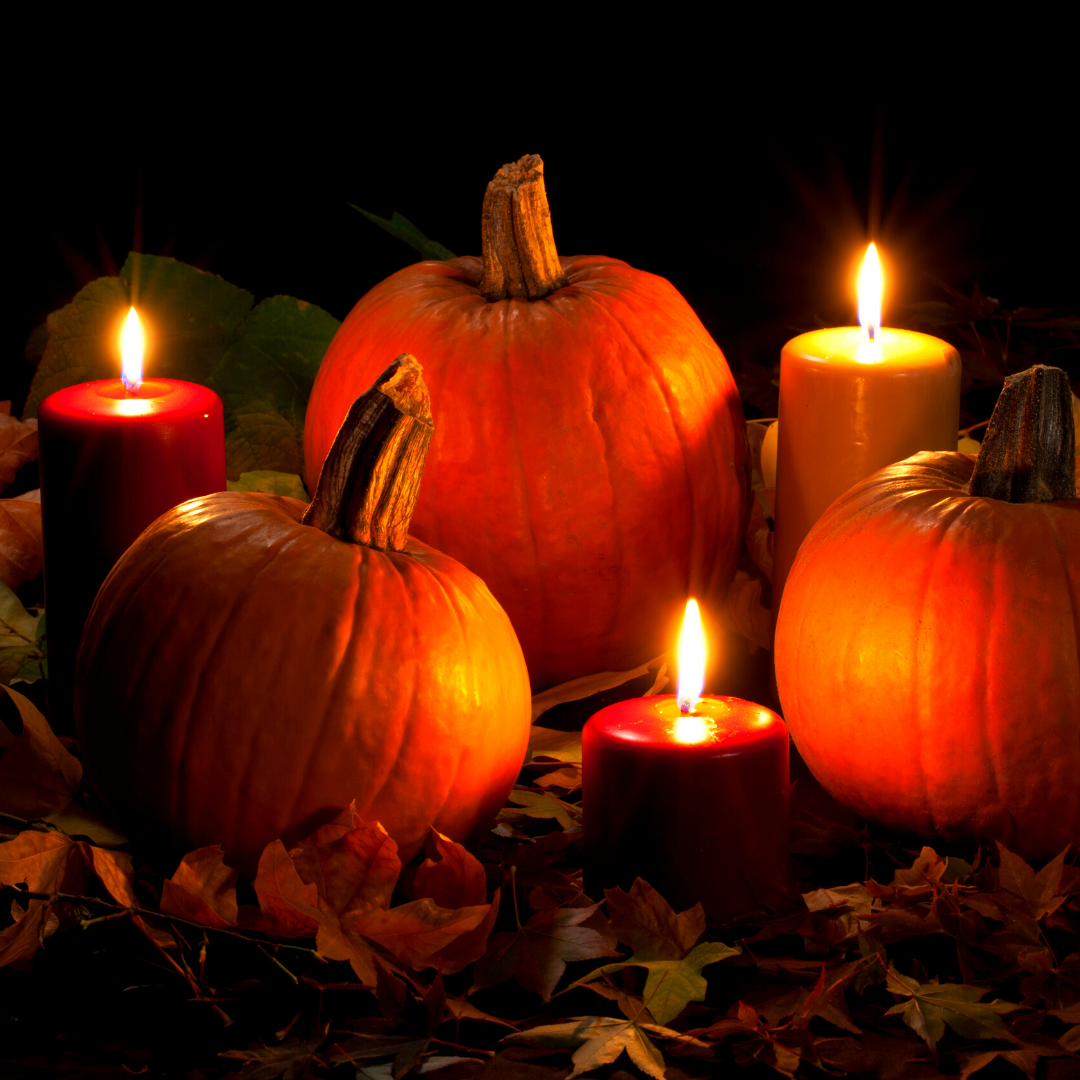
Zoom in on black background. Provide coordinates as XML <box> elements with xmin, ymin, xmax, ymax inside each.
<box><xmin>8</xmin><ymin>33</ymin><xmax>1077</xmax><ymax>416</ymax></box>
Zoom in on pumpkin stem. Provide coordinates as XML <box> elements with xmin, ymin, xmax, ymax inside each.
<box><xmin>967</xmin><ymin>364</ymin><xmax>1076</xmax><ymax>502</ymax></box>
<box><xmin>302</xmin><ymin>354</ymin><xmax>433</xmax><ymax>550</ymax></box>
<box><xmin>478</xmin><ymin>154</ymin><xmax>569</xmax><ymax>301</ymax></box>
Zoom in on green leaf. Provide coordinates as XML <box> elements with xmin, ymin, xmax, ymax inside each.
<box><xmin>0</xmin><ymin>581</ymin><xmax>38</xmax><ymax>646</ymax></box>
<box><xmin>23</xmin><ymin>255</ymin><xmax>339</xmax><ymax>481</ymax></box>
<box><xmin>349</xmin><ymin>205</ymin><xmax>456</xmax><ymax>261</ymax></box>
<box><xmin>213</xmin><ymin>293</ymin><xmax>339</xmax><ymax>478</ymax></box>
<box><xmin>0</xmin><ymin>585</ymin><xmax>42</xmax><ymax>685</ymax></box>
<box><xmin>227</xmin><ymin>471</ymin><xmax>309</xmax><ymax>501</ymax></box>
<box><xmin>884</xmin><ymin>965</ymin><xmax>1019</xmax><ymax>1051</ymax></box>
<box><xmin>578</xmin><ymin>940</ymin><xmax>741</xmax><ymax>1025</ymax></box>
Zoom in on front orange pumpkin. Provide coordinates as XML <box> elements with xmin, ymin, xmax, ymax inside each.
<box><xmin>775</xmin><ymin>366</ymin><xmax>1079</xmax><ymax>858</ymax></box>
<box><xmin>305</xmin><ymin>156</ymin><xmax>747</xmax><ymax>690</ymax></box>
<box><xmin>76</xmin><ymin>358</ymin><xmax>531</xmax><ymax>874</ymax></box>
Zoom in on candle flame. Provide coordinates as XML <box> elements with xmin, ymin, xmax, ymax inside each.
<box><xmin>858</xmin><ymin>243</ymin><xmax>883</xmax><ymax>341</ymax></box>
<box><xmin>120</xmin><ymin>307</ymin><xmax>144</xmax><ymax>392</ymax></box>
<box><xmin>677</xmin><ymin>599</ymin><xmax>705</xmax><ymax>714</ymax></box>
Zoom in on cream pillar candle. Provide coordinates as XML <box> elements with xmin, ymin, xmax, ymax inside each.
<box><xmin>771</xmin><ymin>246</ymin><xmax>961</xmax><ymax>615</ymax></box>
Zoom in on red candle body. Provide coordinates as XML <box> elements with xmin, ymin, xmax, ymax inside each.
<box><xmin>583</xmin><ymin>694</ymin><xmax>789</xmax><ymax>923</ymax></box>
<box><xmin>38</xmin><ymin>380</ymin><xmax>226</xmax><ymax>729</ymax></box>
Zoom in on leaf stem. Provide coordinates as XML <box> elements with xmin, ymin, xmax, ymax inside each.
<box><xmin>0</xmin><ymin>885</ymin><xmax>321</xmax><ymax>954</ymax></box>
<box><xmin>0</xmin><ymin>811</ymin><xmax>64</xmax><ymax>835</ymax></box>
<box><xmin>257</xmin><ymin>944</ymin><xmax>300</xmax><ymax>984</ymax></box>
<box><xmin>430</xmin><ymin>1037</ymin><xmax>495</xmax><ymax>1057</ymax></box>
<box><xmin>509</xmin><ymin>866</ymin><xmax>522</xmax><ymax>931</ymax></box>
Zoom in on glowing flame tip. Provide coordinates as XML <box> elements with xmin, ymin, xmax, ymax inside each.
<box><xmin>120</xmin><ymin>307</ymin><xmax>144</xmax><ymax>392</ymax></box>
<box><xmin>676</xmin><ymin>598</ymin><xmax>705</xmax><ymax>714</ymax></box>
<box><xmin>858</xmin><ymin>243</ymin><xmax>883</xmax><ymax>341</ymax></box>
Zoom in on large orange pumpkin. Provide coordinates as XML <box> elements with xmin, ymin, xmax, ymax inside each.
<box><xmin>775</xmin><ymin>365</ymin><xmax>1079</xmax><ymax>859</ymax></box>
<box><xmin>76</xmin><ymin>357</ymin><xmax>531</xmax><ymax>874</ymax></box>
<box><xmin>305</xmin><ymin>155</ymin><xmax>747</xmax><ymax>690</ymax></box>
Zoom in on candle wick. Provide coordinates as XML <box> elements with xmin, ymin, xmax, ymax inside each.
<box><xmin>867</xmin><ymin>325</ymin><xmax>876</xmax><ymax>342</ymax></box>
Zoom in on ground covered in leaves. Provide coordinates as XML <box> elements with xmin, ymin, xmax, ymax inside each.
<box><xmin>2</xmin><ymin>252</ymin><xmax>1078</xmax><ymax>1079</ymax></box>
<box><xmin>1</xmin><ymin>675</ymin><xmax>1078</xmax><ymax>1080</ymax></box>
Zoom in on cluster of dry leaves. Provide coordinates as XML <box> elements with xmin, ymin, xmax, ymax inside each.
<box><xmin>2</xmin><ymin>673</ymin><xmax>1079</xmax><ymax>1079</ymax></box>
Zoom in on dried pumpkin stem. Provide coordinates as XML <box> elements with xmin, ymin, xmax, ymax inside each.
<box><xmin>302</xmin><ymin>354</ymin><xmax>433</xmax><ymax>550</ymax></box>
<box><xmin>967</xmin><ymin>364</ymin><xmax>1076</xmax><ymax>502</ymax></box>
<box><xmin>478</xmin><ymin>153</ymin><xmax>569</xmax><ymax>301</ymax></box>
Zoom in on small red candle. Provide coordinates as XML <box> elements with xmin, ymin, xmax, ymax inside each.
<box><xmin>38</xmin><ymin>308</ymin><xmax>225</xmax><ymax>729</ymax></box>
<box><xmin>583</xmin><ymin>600</ymin><xmax>789</xmax><ymax>923</ymax></box>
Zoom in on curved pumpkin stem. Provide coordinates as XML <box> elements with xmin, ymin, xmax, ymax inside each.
<box><xmin>968</xmin><ymin>364</ymin><xmax>1076</xmax><ymax>502</ymax></box>
<box><xmin>302</xmin><ymin>354</ymin><xmax>433</xmax><ymax>550</ymax></box>
<box><xmin>478</xmin><ymin>154</ymin><xmax>569</xmax><ymax>302</ymax></box>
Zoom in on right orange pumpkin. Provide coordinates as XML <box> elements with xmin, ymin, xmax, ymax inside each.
<box><xmin>775</xmin><ymin>365</ymin><xmax>1079</xmax><ymax>859</ymax></box>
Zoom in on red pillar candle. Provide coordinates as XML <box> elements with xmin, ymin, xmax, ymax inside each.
<box><xmin>583</xmin><ymin>601</ymin><xmax>789</xmax><ymax>923</ymax></box>
<box><xmin>38</xmin><ymin>309</ymin><xmax>225</xmax><ymax>730</ymax></box>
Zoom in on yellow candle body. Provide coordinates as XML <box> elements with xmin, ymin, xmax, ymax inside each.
<box><xmin>772</xmin><ymin>327</ymin><xmax>960</xmax><ymax>613</ymax></box>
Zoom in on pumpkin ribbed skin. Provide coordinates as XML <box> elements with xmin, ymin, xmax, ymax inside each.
<box><xmin>76</xmin><ymin>491</ymin><xmax>532</xmax><ymax>874</ymax></box>
<box><xmin>775</xmin><ymin>451</ymin><xmax>1080</xmax><ymax>859</ymax></box>
<box><xmin>304</xmin><ymin>256</ymin><xmax>748</xmax><ymax>690</ymax></box>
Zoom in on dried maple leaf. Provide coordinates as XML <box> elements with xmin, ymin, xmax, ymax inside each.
<box><xmin>218</xmin><ymin>1023</ymin><xmax>328</xmax><ymax>1080</ymax></box>
<box><xmin>288</xmin><ymin>803</ymin><xmax>400</xmax><ymax>920</ymax></box>
<box><xmin>884</xmin><ymin>965</ymin><xmax>1020</xmax><ymax>1051</ymax></box>
<box><xmin>413</xmin><ymin>829</ymin><xmax>487</xmax><ymax>909</ymax></box>
<box><xmin>161</xmin><ymin>845</ymin><xmax>239</xmax><ymax>928</ymax></box>
<box><xmin>88</xmin><ymin>845</ymin><xmax>174</xmax><ymax>949</ymax></box>
<box><xmin>504</xmin><ymin>1013</ymin><xmax>679</xmax><ymax>1080</ymax></box>
<box><xmin>790</xmin><ymin>959</ymin><xmax>866</xmax><ymax>1033</ymax></box>
<box><xmin>0</xmin><ymin>829</ymin><xmax>170</xmax><ymax>964</ymax></box>
<box><xmin>604</xmin><ymin>878</ymin><xmax>705</xmax><ymax>961</ymax></box>
<box><xmin>428</xmin><ymin>890</ymin><xmax>501</xmax><ymax>975</ymax></box>
<box><xmin>473</xmin><ymin>900</ymin><xmax>619</xmax><ymax>1001</ymax></box>
<box><xmin>957</xmin><ymin>1035</ymin><xmax>1074</xmax><ymax>1080</ymax></box>
<box><xmin>530</xmin><ymin>656</ymin><xmax>665</xmax><ymax>724</ymax></box>
<box><xmin>0</xmin><ymin>414</ymin><xmax>38</xmax><ymax>494</ymax></box>
<box><xmin>353</xmin><ymin>897</ymin><xmax>494</xmax><ymax>973</ymax></box>
<box><xmin>691</xmin><ymin>1002</ymin><xmax>807</xmax><ymax>1078</ymax></box>
<box><xmin>499</xmin><ymin>788</ymin><xmax>582</xmax><ymax>831</ymax></box>
<box><xmin>525</xmin><ymin>726</ymin><xmax>583</xmax><ymax>764</ymax></box>
<box><xmin>814</xmin><ymin>1033</ymin><xmax>935</xmax><ymax>1080</ymax></box>
<box><xmin>372</xmin><ymin>954</ymin><xmax>408</xmax><ymax>1022</ymax></box>
<box><xmin>893</xmin><ymin>847</ymin><xmax>973</xmax><ymax>889</ymax></box>
<box><xmin>322</xmin><ymin>1032</ymin><xmax>430</xmax><ymax>1068</ymax></box>
<box><xmin>247</xmin><ymin>839</ymin><xmax>322</xmax><ymax>938</ymax></box>
<box><xmin>0</xmin><ymin>494</ymin><xmax>42</xmax><ymax>590</ymax></box>
<box><xmin>996</xmin><ymin>842</ymin><xmax>1070</xmax><ymax>921</ymax></box>
<box><xmin>0</xmin><ymin>684</ymin><xmax>82</xmax><ymax>819</ymax></box>
<box><xmin>533</xmin><ymin>765</ymin><xmax>583</xmax><ymax>792</ymax></box>
<box><xmin>0</xmin><ymin>831</ymin><xmax>87</xmax><ymax>965</ymax></box>
<box><xmin>444</xmin><ymin>994</ymin><xmax>519</xmax><ymax>1029</ymax></box>
<box><xmin>801</xmin><ymin>883</ymin><xmax>873</xmax><ymax>945</ymax></box>
<box><xmin>313</xmin><ymin>917</ymin><xmax>378</xmax><ymax>985</ymax></box>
